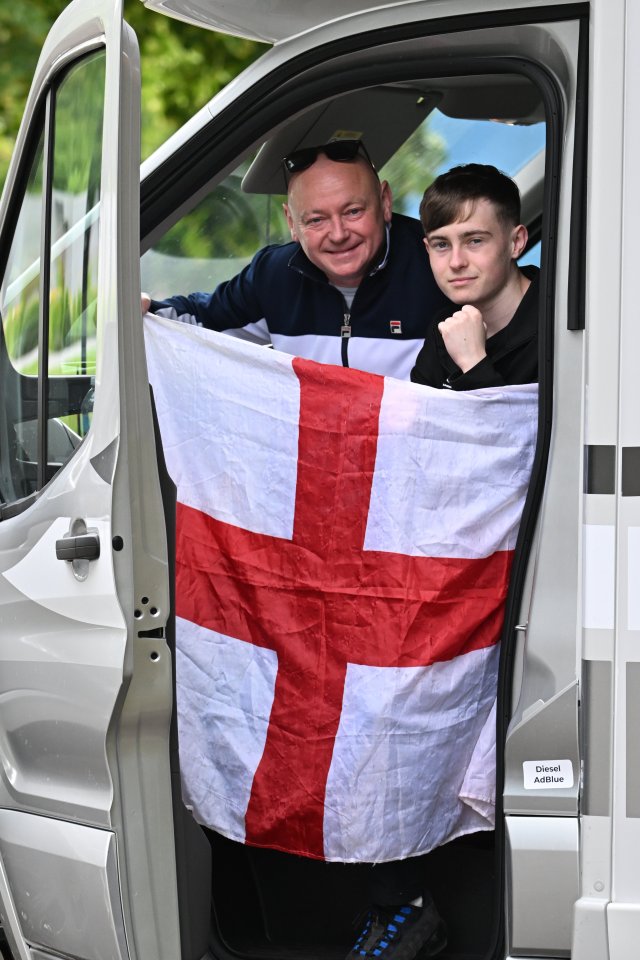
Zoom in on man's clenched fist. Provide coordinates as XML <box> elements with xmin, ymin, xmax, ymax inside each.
<box><xmin>437</xmin><ymin>304</ymin><xmax>488</xmax><ymax>373</ymax></box>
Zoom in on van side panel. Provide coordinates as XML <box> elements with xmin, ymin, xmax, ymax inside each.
<box><xmin>607</xmin><ymin>0</ymin><xmax>640</xmax><ymax>953</ymax></box>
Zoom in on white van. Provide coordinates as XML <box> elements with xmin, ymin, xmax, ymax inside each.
<box><xmin>0</xmin><ymin>1</ymin><xmax>636</xmax><ymax>958</ymax></box>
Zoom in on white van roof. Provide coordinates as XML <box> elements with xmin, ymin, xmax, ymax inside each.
<box><xmin>140</xmin><ymin>0</ymin><xmax>411</xmax><ymax>43</ymax></box>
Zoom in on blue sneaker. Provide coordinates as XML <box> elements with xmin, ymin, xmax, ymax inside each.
<box><xmin>345</xmin><ymin>897</ymin><xmax>447</xmax><ymax>959</ymax></box>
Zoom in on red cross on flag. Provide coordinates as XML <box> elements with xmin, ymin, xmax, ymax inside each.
<box><xmin>145</xmin><ymin>315</ymin><xmax>537</xmax><ymax>864</ymax></box>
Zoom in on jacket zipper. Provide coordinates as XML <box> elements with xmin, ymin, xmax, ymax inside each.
<box><xmin>288</xmin><ymin>222</ymin><xmax>391</xmax><ymax>370</ymax></box>
<box><xmin>340</xmin><ymin>311</ymin><xmax>351</xmax><ymax>368</ymax></box>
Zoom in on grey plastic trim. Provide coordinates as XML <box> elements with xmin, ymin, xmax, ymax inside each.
<box><xmin>505</xmin><ymin>680</ymin><xmax>579</xmax><ymax>815</ymax></box>
<box><xmin>626</xmin><ymin>664</ymin><xmax>640</xmax><ymax>817</ymax></box>
<box><xmin>506</xmin><ymin>815</ymin><xmax>579</xmax><ymax>957</ymax></box>
<box><xmin>621</xmin><ymin>447</ymin><xmax>640</xmax><ymax>496</ymax></box>
<box><xmin>90</xmin><ymin>436</ymin><xmax>119</xmax><ymax>483</ymax></box>
<box><xmin>583</xmin><ymin>660</ymin><xmax>612</xmax><ymax>816</ymax></box>
<box><xmin>584</xmin><ymin>445</ymin><xmax>616</xmax><ymax>495</ymax></box>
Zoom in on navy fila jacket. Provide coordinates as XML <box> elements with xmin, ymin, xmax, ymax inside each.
<box><xmin>150</xmin><ymin>213</ymin><xmax>450</xmax><ymax>381</ymax></box>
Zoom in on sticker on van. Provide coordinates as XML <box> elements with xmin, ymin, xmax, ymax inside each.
<box><xmin>523</xmin><ymin>760</ymin><xmax>574</xmax><ymax>789</ymax></box>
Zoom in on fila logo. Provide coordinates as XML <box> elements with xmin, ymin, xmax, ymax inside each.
<box><xmin>390</xmin><ymin>320</ymin><xmax>402</xmax><ymax>335</ymax></box>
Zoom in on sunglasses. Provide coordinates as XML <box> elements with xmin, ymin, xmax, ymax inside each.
<box><xmin>282</xmin><ymin>139</ymin><xmax>375</xmax><ymax>178</ymax></box>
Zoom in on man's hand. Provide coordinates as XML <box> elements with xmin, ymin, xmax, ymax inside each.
<box><xmin>438</xmin><ymin>305</ymin><xmax>488</xmax><ymax>373</ymax></box>
<box><xmin>141</xmin><ymin>293</ymin><xmax>151</xmax><ymax>315</ymax></box>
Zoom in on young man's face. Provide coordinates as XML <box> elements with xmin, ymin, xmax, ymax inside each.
<box><xmin>284</xmin><ymin>154</ymin><xmax>392</xmax><ymax>288</ymax></box>
<box><xmin>424</xmin><ymin>198</ymin><xmax>527</xmax><ymax>308</ymax></box>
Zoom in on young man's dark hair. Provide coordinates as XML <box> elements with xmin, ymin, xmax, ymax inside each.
<box><xmin>412</xmin><ymin>162</ymin><xmax>539</xmax><ymax>391</ymax></box>
<box><xmin>419</xmin><ymin>162</ymin><xmax>521</xmax><ymax>234</ymax></box>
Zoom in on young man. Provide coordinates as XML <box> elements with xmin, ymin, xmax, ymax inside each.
<box><xmin>360</xmin><ymin>164</ymin><xmax>538</xmax><ymax>960</ymax></box>
<box><xmin>411</xmin><ymin>163</ymin><xmax>539</xmax><ymax>389</ymax></box>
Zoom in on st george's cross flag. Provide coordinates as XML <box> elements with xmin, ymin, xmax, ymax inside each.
<box><xmin>144</xmin><ymin>313</ymin><xmax>537</xmax><ymax>864</ymax></box>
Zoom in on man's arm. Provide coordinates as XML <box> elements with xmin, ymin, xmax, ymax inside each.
<box><xmin>143</xmin><ymin>248</ymin><xmax>271</xmax><ymax>332</ymax></box>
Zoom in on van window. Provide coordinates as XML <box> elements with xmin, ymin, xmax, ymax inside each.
<box><xmin>47</xmin><ymin>55</ymin><xmax>104</xmax><ymax>444</ymax></box>
<box><xmin>141</xmin><ymin>106</ymin><xmax>544</xmax><ymax>299</ymax></box>
<box><xmin>0</xmin><ymin>50</ymin><xmax>105</xmax><ymax>510</ymax></box>
<box><xmin>0</xmin><ymin>132</ymin><xmax>45</xmax><ymax>503</ymax></box>
<box><xmin>141</xmin><ymin>156</ymin><xmax>289</xmax><ymax>302</ymax></box>
<box><xmin>381</xmin><ymin>107</ymin><xmax>544</xmax><ymax>219</ymax></box>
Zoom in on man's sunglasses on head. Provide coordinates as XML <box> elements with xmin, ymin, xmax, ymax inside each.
<box><xmin>282</xmin><ymin>139</ymin><xmax>375</xmax><ymax>178</ymax></box>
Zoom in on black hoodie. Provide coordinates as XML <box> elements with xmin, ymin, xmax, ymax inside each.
<box><xmin>410</xmin><ymin>265</ymin><xmax>539</xmax><ymax>390</ymax></box>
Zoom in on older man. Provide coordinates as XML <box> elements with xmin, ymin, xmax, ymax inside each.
<box><xmin>144</xmin><ymin>140</ymin><xmax>450</xmax><ymax>960</ymax></box>
<box><xmin>145</xmin><ymin>139</ymin><xmax>448</xmax><ymax>380</ymax></box>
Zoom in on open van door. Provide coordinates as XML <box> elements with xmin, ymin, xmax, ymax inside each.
<box><xmin>0</xmin><ymin>3</ymin><xmax>180</xmax><ymax>959</ymax></box>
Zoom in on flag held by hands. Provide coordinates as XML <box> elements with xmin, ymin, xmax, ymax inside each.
<box><xmin>145</xmin><ymin>315</ymin><xmax>537</xmax><ymax>863</ymax></box>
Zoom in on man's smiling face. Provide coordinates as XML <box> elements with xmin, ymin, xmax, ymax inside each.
<box><xmin>284</xmin><ymin>154</ymin><xmax>392</xmax><ymax>287</ymax></box>
<box><xmin>424</xmin><ymin>197</ymin><xmax>527</xmax><ymax>309</ymax></box>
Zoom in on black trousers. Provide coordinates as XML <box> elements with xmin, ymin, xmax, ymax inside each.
<box><xmin>368</xmin><ymin>853</ymin><xmax>429</xmax><ymax>906</ymax></box>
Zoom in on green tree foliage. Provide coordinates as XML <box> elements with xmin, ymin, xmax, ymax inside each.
<box><xmin>0</xmin><ymin>1</ymin><xmax>447</xmax><ymax>266</ymax></box>
<box><xmin>122</xmin><ymin>2</ymin><xmax>266</xmax><ymax>163</ymax></box>
<box><xmin>0</xmin><ymin>1</ymin><xmax>266</xmax><ymax>192</ymax></box>
<box><xmin>381</xmin><ymin>121</ymin><xmax>448</xmax><ymax>215</ymax></box>
<box><xmin>0</xmin><ymin>1</ymin><xmax>66</xmax><ymax>184</ymax></box>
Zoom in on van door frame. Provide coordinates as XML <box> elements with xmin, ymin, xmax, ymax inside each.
<box><xmin>139</xmin><ymin>8</ymin><xmax>587</xmax><ymax>959</ymax></box>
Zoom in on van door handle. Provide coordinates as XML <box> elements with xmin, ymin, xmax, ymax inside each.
<box><xmin>56</xmin><ymin>533</ymin><xmax>100</xmax><ymax>561</ymax></box>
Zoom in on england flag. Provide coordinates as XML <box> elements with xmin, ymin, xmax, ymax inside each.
<box><xmin>144</xmin><ymin>314</ymin><xmax>537</xmax><ymax>864</ymax></box>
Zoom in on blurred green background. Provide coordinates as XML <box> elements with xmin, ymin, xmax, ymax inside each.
<box><xmin>0</xmin><ymin>0</ymin><xmax>266</xmax><ymax>194</ymax></box>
